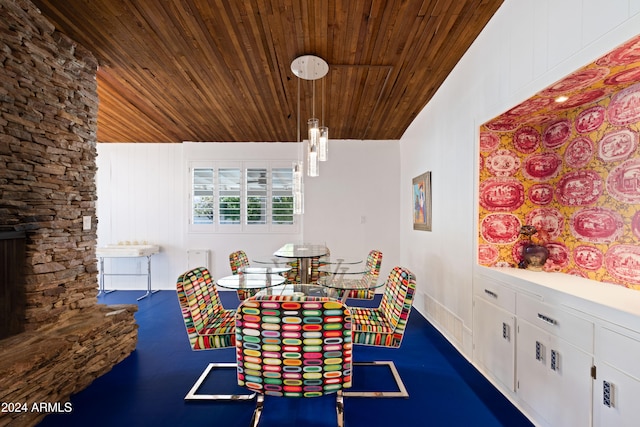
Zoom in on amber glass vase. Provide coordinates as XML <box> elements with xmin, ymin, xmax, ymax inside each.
<box><xmin>523</xmin><ymin>244</ymin><xmax>549</xmax><ymax>271</ymax></box>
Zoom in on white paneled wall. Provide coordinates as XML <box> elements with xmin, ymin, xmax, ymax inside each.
<box><xmin>96</xmin><ymin>144</ymin><xmax>184</xmax><ymax>291</ymax></box>
<box><xmin>400</xmin><ymin>0</ymin><xmax>640</xmax><ymax>356</ymax></box>
<box><xmin>96</xmin><ymin>141</ymin><xmax>400</xmax><ymax>290</ymax></box>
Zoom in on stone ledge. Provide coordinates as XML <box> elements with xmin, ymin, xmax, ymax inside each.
<box><xmin>0</xmin><ymin>304</ymin><xmax>138</xmax><ymax>427</ymax></box>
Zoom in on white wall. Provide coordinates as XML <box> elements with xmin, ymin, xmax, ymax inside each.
<box><xmin>96</xmin><ymin>140</ymin><xmax>399</xmax><ymax>290</ymax></box>
<box><xmin>96</xmin><ymin>143</ymin><xmax>185</xmax><ymax>292</ymax></box>
<box><xmin>303</xmin><ymin>140</ymin><xmax>401</xmax><ymax>280</ymax></box>
<box><xmin>399</xmin><ymin>0</ymin><xmax>640</xmax><ymax>355</ymax></box>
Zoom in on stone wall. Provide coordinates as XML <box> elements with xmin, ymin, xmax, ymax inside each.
<box><xmin>0</xmin><ymin>1</ymin><xmax>137</xmax><ymax>425</ymax></box>
<box><xmin>0</xmin><ymin>0</ymin><xmax>99</xmax><ymax>328</ymax></box>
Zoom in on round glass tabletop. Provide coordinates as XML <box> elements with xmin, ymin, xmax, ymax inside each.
<box><xmin>251</xmin><ymin>256</ymin><xmax>293</xmax><ymax>266</ymax></box>
<box><xmin>273</xmin><ymin>243</ymin><xmax>329</xmax><ymax>259</ymax></box>
<box><xmin>318</xmin><ymin>256</ymin><xmax>363</xmax><ymax>265</ymax></box>
<box><xmin>239</xmin><ymin>266</ymin><xmax>291</xmax><ymax>274</ymax></box>
<box><xmin>317</xmin><ymin>264</ymin><xmax>369</xmax><ymax>275</ymax></box>
<box><xmin>215</xmin><ymin>273</ymin><xmax>285</xmax><ymax>290</ymax></box>
<box><xmin>317</xmin><ymin>275</ymin><xmax>384</xmax><ymax>292</ymax></box>
<box><xmin>255</xmin><ymin>283</ymin><xmax>338</xmax><ymax>299</ymax></box>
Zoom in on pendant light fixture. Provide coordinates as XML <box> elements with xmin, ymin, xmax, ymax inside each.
<box><xmin>291</xmin><ymin>55</ymin><xmax>329</xmax><ymax>178</ymax></box>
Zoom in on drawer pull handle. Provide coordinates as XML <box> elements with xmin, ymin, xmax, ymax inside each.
<box><xmin>535</xmin><ymin>341</ymin><xmax>544</xmax><ymax>362</ymax></box>
<box><xmin>550</xmin><ymin>349</ymin><xmax>559</xmax><ymax>371</ymax></box>
<box><xmin>484</xmin><ymin>289</ymin><xmax>497</xmax><ymax>298</ymax></box>
<box><xmin>603</xmin><ymin>381</ymin><xmax>613</xmax><ymax>408</ymax></box>
<box><xmin>537</xmin><ymin>313</ymin><xmax>557</xmax><ymax>325</ymax></box>
<box><xmin>502</xmin><ymin>322</ymin><xmax>509</xmax><ymax>341</ymax></box>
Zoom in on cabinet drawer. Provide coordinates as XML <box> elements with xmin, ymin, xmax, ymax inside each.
<box><xmin>596</xmin><ymin>326</ymin><xmax>640</xmax><ymax>380</ymax></box>
<box><xmin>474</xmin><ymin>274</ymin><xmax>516</xmax><ymax>313</ymax></box>
<box><xmin>517</xmin><ymin>293</ymin><xmax>593</xmax><ymax>352</ymax></box>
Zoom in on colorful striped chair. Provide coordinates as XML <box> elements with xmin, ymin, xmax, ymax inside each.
<box><xmin>229</xmin><ymin>249</ymin><xmax>259</xmax><ymax>301</ymax></box>
<box><xmin>229</xmin><ymin>250</ymin><xmax>250</xmax><ymax>275</ymax></box>
<box><xmin>336</xmin><ymin>249</ymin><xmax>383</xmax><ymax>300</ymax></box>
<box><xmin>236</xmin><ymin>295</ymin><xmax>353</xmax><ymax>427</ymax></box>
<box><xmin>177</xmin><ymin>266</ymin><xmax>237</xmax><ymax>350</ymax></box>
<box><xmin>177</xmin><ymin>267</ymin><xmax>251</xmax><ymax>401</ymax></box>
<box><xmin>350</xmin><ymin>266</ymin><xmax>416</xmax><ymax>348</ymax></box>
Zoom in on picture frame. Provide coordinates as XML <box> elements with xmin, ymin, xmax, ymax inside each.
<box><xmin>412</xmin><ymin>171</ymin><xmax>432</xmax><ymax>231</ymax></box>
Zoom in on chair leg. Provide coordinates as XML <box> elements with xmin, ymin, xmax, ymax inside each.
<box><xmin>249</xmin><ymin>394</ymin><xmax>264</xmax><ymax>427</ymax></box>
<box><xmin>343</xmin><ymin>361</ymin><xmax>409</xmax><ymax>398</ymax></box>
<box><xmin>336</xmin><ymin>391</ymin><xmax>345</xmax><ymax>427</ymax></box>
<box><xmin>184</xmin><ymin>363</ymin><xmax>256</xmax><ymax>401</ymax></box>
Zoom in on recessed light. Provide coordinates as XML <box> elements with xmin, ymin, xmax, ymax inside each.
<box><xmin>555</xmin><ymin>95</ymin><xmax>569</xmax><ymax>103</ymax></box>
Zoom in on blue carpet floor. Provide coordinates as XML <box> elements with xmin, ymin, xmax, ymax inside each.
<box><xmin>38</xmin><ymin>290</ymin><xmax>533</xmax><ymax>427</ymax></box>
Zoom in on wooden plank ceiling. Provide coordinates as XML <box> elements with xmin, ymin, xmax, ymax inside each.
<box><xmin>32</xmin><ymin>0</ymin><xmax>503</xmax><ymax>143</ymax></box>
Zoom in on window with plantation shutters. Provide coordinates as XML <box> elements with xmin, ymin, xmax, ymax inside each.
<box><xmin>189</xmin><ymin>161</ymin><xmax>297</xmax><ymax>233</ymax></box>
<box><xmin>219</xmin><ymin>168</ymin><xmax>241</xmax><ymax>225</ymax></box>
<box><xmin>191</xmin><ymin>168</ymin><xmax>214</xmax><ymax>225</ymax></box>
<box><xmin>247</xmin><ymin>168</ymin><xmax>267</xmax><ymax>225</ymax></box>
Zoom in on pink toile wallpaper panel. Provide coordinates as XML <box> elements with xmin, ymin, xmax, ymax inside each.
<box><xmin>478</xmin><ymin>34</ymin><xmax>640</xmax><ymax>289</ymax></box>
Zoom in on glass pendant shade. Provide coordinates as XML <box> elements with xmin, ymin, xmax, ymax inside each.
<box><xmin>292</xmin><ymin>161</ymin><xmax>304</xmax><ymax>214</ymax></box>
<box><xmin>307</xmin><ymin>146</ymin><xmax>319</xmax><ymax>177</ymax></box>
<box><xmin>307</xmin><ymin>118</ymin><xmax>320</xmax><ymax>177</ymax></box>
<box><xmin>319</xmin><ymin>126</ymin><xmax>328</xmax><ymax>161</ymax></box>
<box><xmin>307</xmin><ymin>140</ymin><xmax>319</xmax><ymax>177</ymax></box>
<box><xmin>308</xmin><ymin>118</ymin><xmax>319</xmax><ymax>146</ymax></box>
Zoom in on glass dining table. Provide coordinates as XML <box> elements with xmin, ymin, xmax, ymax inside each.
<box><xmin>317</xmin><ymin>264</ymin><xmax>383</xmax><ymax>302</ymax></box>
<box><xmin>250</xmin><ymin>256</ymin><xmax>293</xmax><ymax>267</ymax></box>
<box><xmin>272</xmin><ymin>243</ymin><xmax>330</xmax><ymax>284</ymax></box>
<box><xmin>255</xmin><ymin>283</ymin><xmax>338</xmax><ymax>299</ymax></box>
<box><xmin>317</xmin><ymin>255</ymin><xmax>363</xmax><ymax>270</ymax></box>
<box><xmin>239</xmin><ymin>266</ymin><xmax>291</xmax><ymax>275</ymax></box>
<box><xmin>215</xmin><ymin>267</ymin><xmax>287</xmax><ymax>292</ymax></box>
<box><xmin>319</xmin><ymin>255</ymin><xmax>362</xmax><ymax>264</ymax></box>
<box><xmin>317</xmin><ymin>262</ymin><xmax>368</xmax><ymax>276</ymax></box>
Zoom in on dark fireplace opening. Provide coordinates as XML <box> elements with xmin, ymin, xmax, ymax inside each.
<box><xmin>0</xmin><ymin>230</ymin><xmax>26</xmax><ymax>340</ymax></box>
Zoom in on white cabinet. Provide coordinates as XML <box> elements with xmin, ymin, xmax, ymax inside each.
<box><xmin>516</xmin><ymin>317</ymin><xmax>593</xmax><ymax>426</ymax></box>
<box><xmin>472</xmin><ymin>268</ymin><xmax>640</xmax><ymax>427</ymax></box>
<box><xmin>473</xmin><ymin>286</ymin><xmax>516</xmax><ymax>391</ymax></box>
<box><xmin>593</xmin><ymin>325</ymin><xmax>640</xmax><ymax>427</ymax></box>
<box><xmin>515</xmin><ymin>293</ymin><xmax>594</xmax><ymax>427</ymax></box>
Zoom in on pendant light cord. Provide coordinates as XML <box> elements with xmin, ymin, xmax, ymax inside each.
<box><xmin>321</xmin><ymin>78</ymin><xmax>325</xmax><ymax>126</ymax></box>
<box><xmin>312</xmin><ymin>79</ymin><xmax>316</xmax><ymax>118</ymax></box>
<box><xmin>297</xmin><ymin>77</ymin><xmax>300</xmax><ymax>143</ymax></box>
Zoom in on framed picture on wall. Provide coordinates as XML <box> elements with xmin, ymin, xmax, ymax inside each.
<box><xmin>412</xmin><ymin>171</ymin><xmax>432</xmax><ymax>231</ymax></box>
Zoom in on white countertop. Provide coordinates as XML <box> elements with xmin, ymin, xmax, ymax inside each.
<box><xmin>96</xmin><ymin>244</ymin><xmax>160</xmax><ymax>258</ymax></box>
<box><xmin>477</xmin><ymin>266</ymin><xmax>640</xmax><ymax>330</ymax></box>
